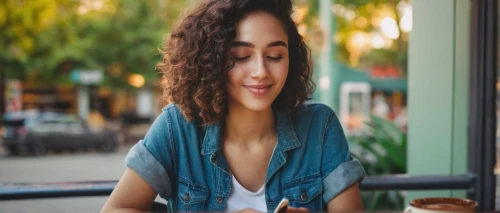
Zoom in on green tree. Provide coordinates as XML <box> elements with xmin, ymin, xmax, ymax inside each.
<box><xmin>0</xmin><ymin>0</ymin><xmax>80</xmax><ymax>79</ymax></box>
<box><xmin>77</xmin><ymin>0</ymin><xmax>167</xmax><ymax>89</ymax></box>
<box><xmin>1</xmin><ymin>0</ymin><xmax>190</xmax><ymax>88</ymax></box>
<box><xmin>297</xmin><ymin>0</ymin><xmax>409</xmax><ymax>74</ymax></box>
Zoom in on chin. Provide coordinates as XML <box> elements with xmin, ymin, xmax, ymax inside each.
<box><xmin>239</xmin><ymin>100</ymin><xmax>274</xmax><ymax>112</ymax></box>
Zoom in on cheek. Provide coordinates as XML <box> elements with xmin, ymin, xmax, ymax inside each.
<box><xmin>227</xmin><ymin>67</ymin><xmax>243</xmax><ymax>89</ymax></box>
<box><xmin>272</xmin><ymin>63</ymin><xmax>289</xmax><ymax>84</ymax></box>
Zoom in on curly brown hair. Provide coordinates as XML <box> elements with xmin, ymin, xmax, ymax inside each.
<box><xmin>157</xmin><ymin>0</ymin><xmax>315</xmax><ymax>125</ymax></box>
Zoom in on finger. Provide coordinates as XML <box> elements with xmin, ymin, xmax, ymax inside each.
<box><xmin>286</xmin><ymin>207</ymin><xmax>310</xmax><ymax>213</ymax></box>
<box><xmin>242</xmin><ymin>208</ymin><xmax>261</xmax><ymax>213</ymax></box>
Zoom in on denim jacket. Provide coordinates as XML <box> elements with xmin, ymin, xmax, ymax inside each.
<box><xmin>125</xmin><ymin>103</ymin><xmax>365</xmax><ymax>212</ymax></box>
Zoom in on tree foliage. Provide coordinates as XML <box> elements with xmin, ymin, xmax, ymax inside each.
<box><xmin>1</xmin><ymin>0</ymin><xmax>408</xmax><ymax>88</ymax></box>
<box><xmin>296</xmin><ymin>0</ymin><xmax>409</xmax><ymax>73</ymax></box>
<box><xmin>0</xmin><ymin>0</ymin><xmax>80</xmax><ymax>79</ymax></box>
<box><xmin>0</xmin><ymin>0</ymin><xmax>188</xmax><ymax>89</ymax></box>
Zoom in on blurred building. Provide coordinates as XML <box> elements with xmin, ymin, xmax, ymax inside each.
<box><xmin>2</xmin><ymin>70</ymin><xmax>162</xmax><ymax>128</ymax></box>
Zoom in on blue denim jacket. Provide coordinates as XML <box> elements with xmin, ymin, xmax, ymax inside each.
<box><xmin>125</xmin><ymin>103</ymin><xmax>365</xmax><ymax>212</ymax></box>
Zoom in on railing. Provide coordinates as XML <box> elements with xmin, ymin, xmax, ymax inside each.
<box><xmin>0</xmin><ymin>181</ymin><xmax>117</xmax><ymax>200</ymax></box>
<box><xmin>359</xmin><ymin>174</ymin><xmax>475</xmax><ymax>191</ymax></box>
<box><xmin>0</xmin><ymin>174</ymin><xmax>476</xmax><ymax>201</ymax></box>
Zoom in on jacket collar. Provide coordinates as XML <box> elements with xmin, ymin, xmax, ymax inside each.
<box><xmin>201</xmin><ymin>109</ymin><xmax>301</xmax><ymax>155</ymax></box>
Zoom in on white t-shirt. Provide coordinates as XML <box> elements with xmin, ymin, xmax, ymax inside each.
<box><xmin>226</xmin><ymin>176</ymin><xmax>267</xmax><ymax>212</ymax></box>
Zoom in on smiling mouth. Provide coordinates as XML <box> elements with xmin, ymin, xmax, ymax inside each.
<box><xmin>243</xmin><ymin>84</ymin><xmax>272</xmax><ymax>96</ymax></box>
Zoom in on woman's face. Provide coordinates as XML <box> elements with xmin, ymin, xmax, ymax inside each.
<box><xmin>227</xmin><ymin>12</ymin><xmax>289</xmax><ymax>112</ymax></box>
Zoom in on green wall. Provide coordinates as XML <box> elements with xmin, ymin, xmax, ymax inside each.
<box><xmin>407</xmin><ymin>0</ymin><xmax>470</xmax><ymax>203</ymax></box>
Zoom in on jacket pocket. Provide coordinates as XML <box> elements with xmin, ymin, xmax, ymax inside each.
<box><xmin>283</xmin><ymin>174</ymin><xmax>323</xmax><ymax>210</ymax></box>
<box><xmin>177</xmin><ymin>178</ymin><xmax>209</xmax><ymax>211</ymax></box>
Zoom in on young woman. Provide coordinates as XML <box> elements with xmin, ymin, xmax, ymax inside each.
<box><xmin>102</xmin><ymin>0</ymin><xmax>365</xmax><ymax>212</ymax></box>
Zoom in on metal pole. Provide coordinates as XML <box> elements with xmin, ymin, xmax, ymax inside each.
<box><xmin>469</xmin><ymin>0</ymin><xmax>497</xmax><ymax>210</ymax></box>
<box><xmin>0</xmin><ymin>70</ymin><xmax>5</xmax><ymax>119</ymax></box>
<box><xmin>319</xmin><ymin>0</ymin><xmax>338</xmax><ymax>111</ymax></box>
<box><xmin>78</xmin><ymin>86</ymin><xmax>90</xmax><ymax>120</ymax></box>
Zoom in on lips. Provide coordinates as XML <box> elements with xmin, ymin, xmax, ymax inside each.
<box><xmin>243</xmin><ymin>84</ymin><xmax>272</xmax><ymax>96</ymax></box>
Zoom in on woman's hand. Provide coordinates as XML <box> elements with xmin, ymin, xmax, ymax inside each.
<box><xmin>232</xmin><ymin>207</ymin><xmax>309</xmax><ymax>213</ymax></box>
<box><xmin>285</xmin><ymin>207</ymin><xmax>309</xmax><ymax>213</ymax></box>
<box><xmin>232</xmin><ymin>208</ymin><xmax>262</xmax><ymax>213</ymax></box>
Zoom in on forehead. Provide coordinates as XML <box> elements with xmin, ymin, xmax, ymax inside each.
<box><xmin>234</xmin><ymin>12</ymin><xmax>288</xmax><ymax>44</ymax></box>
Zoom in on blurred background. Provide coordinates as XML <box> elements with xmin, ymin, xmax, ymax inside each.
<box><xmin>0</xmin><ymin>0</ymin><xmax>497</xmax><ymax>212</ymax></box>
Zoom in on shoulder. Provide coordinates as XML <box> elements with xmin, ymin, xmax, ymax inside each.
<box><xmin>289</xmin><ymin>102</ymin><xmax>343</xmax><ymax>142</ymax></box>
<box><xmin>293</xmin><ymin>102</ymin><xmax>336</xmax><ymax>123</ymax></box>
<box><xmin>161</xmin><ymin>103</ymin><xmax>197</xmax><ymax>126</ymax></box>
<box><xmin>143</xmin><ymin>103</ymin><xmax>201</xmax><ymax>161</ymax></box>
<box><xmin>159</xmin><ymin>103</ymin><xmax>201</xmax><ymax>138</ymax></box>
<box><xmin>161</xmin><ymin>103</ymin><xmax>183</xmax><ymax>119</ymax></box>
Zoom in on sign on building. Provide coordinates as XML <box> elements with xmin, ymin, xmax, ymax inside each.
<box><xmin>5</xmin><ymin>80</ymin><xmax>23</xmax><ymax>113</ymax></box>
<box><xmin>70</xmin><ymin>70</ymin><xmax>103</xmax><ymax>85</ymax></box>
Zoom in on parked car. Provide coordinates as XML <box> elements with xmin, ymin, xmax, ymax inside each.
<box><xmin>1</xmin><ymin>111</ymin><xmax>118</xmax><ymax>156</ymax></box>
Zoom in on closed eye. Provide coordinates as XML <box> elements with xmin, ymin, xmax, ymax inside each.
<box><xmin>233</xmin><ymin>56</ymin><xmax>250</xmax><ymax>61</ymax></box>
<box><xmin>267</xmin><ymin>56</ymin><xmax>283</xmax><ymax>61</ymax></box>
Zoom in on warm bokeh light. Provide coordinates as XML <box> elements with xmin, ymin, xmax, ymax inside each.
<box><xmin>355</xmin><ymin>17</ymin><xmax>369</xmax><ymax>28</ymax></box>
<box><xmin>371</xmin><ymin>34</ymin><xmax>386</xmax><ymax>49</ymax></box>
<box><xmin>297</xmin><ymin>24</ymin><xmax>307</xmax><ymax>37</ymax></box>
<box><xmin>381</xmin><ymin>17</ymin><xmax>400</xmax><ymax>39</ymax></box>
<box><xmin>347</xmin><ymin>31</ymin><xmax>371</xmax><ymax>52</ymax></box>
<box><xmin>333</xmin><ymin>4</ymin><xmax>356</xmax><ymax>21</ymax></box>
<box><xmin>78</xmin><ymin>0</ymin><xmax>104</xmax><ymax>14</ymax></box>
<box><xmin>400</xmin><ymin>14</ymin><xmax>412</xmax><ymax>33</ymax></box>
<box><xmin>347</xmin><ymin>31</ymin><xmax>372</xmax><ymax>65</ymax></box>
<box><xmin>399</xmin><ymin>13</ymin><xmax>413</xmax><ymax>33</ymax></box>
<box><xmin>397</xmin><ymin>1</ymin><xmax>413</xmax><ymax>33</ymax></box>
<box><xmin>292</xmin><ymin>6</ymin><xmax>308</xmax><ymax>23</ymax></box>
<box><xmin>128</xmin><ymin>74</ymin><xmax>145</xmax><ymax>88</ymax></box>
<box><xmin>319</xmin><ymin>76</ymin><xmax>331</xmax><ymax>90</ymax></box>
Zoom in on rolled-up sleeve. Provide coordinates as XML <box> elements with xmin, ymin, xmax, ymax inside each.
<box><xmin>322</xmin><ymin>159</ymin><xmax>365</xmax><ymax>203</ymax></box>
<box><xmin>125</xmin><ymin>141</ymin><xmax>172</xmax><ymax>199</ymax></box>
<box><xmin>124</xmin><ymin>110</ymin><xmax>174</xmax><ymax>200</ymax></box>
<box><xmin>321</xmin><ymin>110</ymin><xmax>365</xmax><ymax>204</ymax></box>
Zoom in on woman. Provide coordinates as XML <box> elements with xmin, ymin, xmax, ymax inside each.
<box><xmin>102</xmin><ymin>0</ymin><xmax>365</xmax><ymax>212</ymax></box>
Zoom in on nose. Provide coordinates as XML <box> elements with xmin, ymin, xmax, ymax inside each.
<box><xmin>250</xmin><ymin>56</ymin><xmax>268</xmax><ymax>79</ymax></box>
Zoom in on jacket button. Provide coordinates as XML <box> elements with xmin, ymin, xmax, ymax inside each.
<box><xmin>216</xmin><ymin>197</ymin><xmax>224</xmax><ymax>204</ymax></box>
<box><xmin>300</xmin><ymin>193</ymin><xmax>308</xmax><ymax>201</ymax></box>
<box><xmin>184</xmin><ymin>193</ymin><xmax>190</xmax><ymax>202</ymax></box>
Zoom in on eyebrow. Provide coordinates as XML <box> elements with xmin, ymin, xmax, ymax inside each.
<box><xmin>230</xmin><ymin>41</ymin><xmax>288</xmax><ymax>48</ymax></box>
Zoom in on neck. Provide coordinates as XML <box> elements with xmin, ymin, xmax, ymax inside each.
<box><xmin>224</xmin><ymin>102</ymin><xmax>276</xmax><ymax>145</ymax></box>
